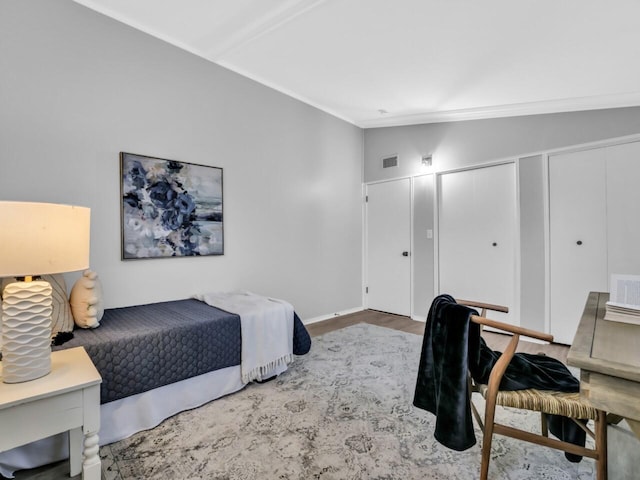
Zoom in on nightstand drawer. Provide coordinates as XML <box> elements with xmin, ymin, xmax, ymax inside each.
<box><xmin>0</xmin><ymin>389</ymin><xmax>84</xmax><ymax>451</ymax></box>
<box><xmin>0</xmin><ymin>347</ymin><xmax>102</xmax><ymax>479</ymax></box>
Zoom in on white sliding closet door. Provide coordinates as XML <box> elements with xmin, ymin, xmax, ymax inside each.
<box><xmin>549</xmin><ymin>148</ymin><xmax>607</xmax><ymax>345</ymax></box>
<box><xmin>605</xmin><ymin>141</ymin><xmax>640</xmax><ymax>276</ymax></box>
<box><xmin>438</xmin><ymin>163</ymin><xmax>517</xmax><ymax>324</ymax></box>
<box><xmin>549</xmin><ymin>140</ymin><xmax>640</xmax><ymax>344</ymax></box>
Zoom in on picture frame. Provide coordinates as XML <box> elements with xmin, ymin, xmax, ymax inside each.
<box><xmin>120</xmin><ymin>152</ymin><xmax>223</xmax><ymax>259</ymax></box>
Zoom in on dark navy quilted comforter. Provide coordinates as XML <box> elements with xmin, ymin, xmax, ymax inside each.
<box><xmin>53</xmin><ymin>299</ymin><xmax>311</xmax><ymax>404</ymax></box>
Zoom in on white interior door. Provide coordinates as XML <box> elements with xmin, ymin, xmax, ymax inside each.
<box><xmin>366</xmin><ymin>179</ymin><xmax>411</xmax><ymax>316</ymax></box>
<box><xmin>549</xmin><ymin>148</ymin><xmax>608</xmax><ymax>344</ymax></box>
<box><xmin>438</xmin><ymin>163</ymin><xmax>517</xmax><ymax>324</ymax></box>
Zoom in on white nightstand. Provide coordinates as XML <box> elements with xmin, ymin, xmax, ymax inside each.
<box><xmin>0</xmin><ymin>347</ymin><xmax>102</xmax><ymax>479</ymax></box>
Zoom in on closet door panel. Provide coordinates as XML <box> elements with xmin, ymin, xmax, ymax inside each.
<box><xmin>606</xmin><ymin>141</ymin><xmax>640</xmax><ymax>277</ymax></box>
<box><xmin>438</xmin><ymin>169</ymin><xmax>478</xmax><ymax>301</ymax></box>
<box><xmin>438</xmin><ymin>163</ymin><xmax>516</xmax><ymax>324</ymax></box>
<box><xmin>549</xmin><ymin>149</ymin><xmax>607</xmax><ymax>344</ymax></box>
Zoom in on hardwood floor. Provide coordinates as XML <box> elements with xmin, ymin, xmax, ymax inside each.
<box><xmin>306</xmin><ymin>309</ymin><xmax>426</xmax><ymax>336</ymax></box>
<box><xmin>6</xmin><ymin>309</ymin><xmax>570</xmax><ymax>480</ymax></box>
<box><xmin>307</xmin><ymin>309</ymin><xmax>570</xmax><ymax>364</ymax></box>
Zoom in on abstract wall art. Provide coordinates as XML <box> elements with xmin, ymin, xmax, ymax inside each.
<box><xmin>120</xmin><ymin>152</ymin><xmax>223</xmax><ymax>259</ymax></box>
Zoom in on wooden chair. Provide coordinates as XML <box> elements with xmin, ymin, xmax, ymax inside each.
<box><xmin>458</xmin><ymin>300</ymin><xmax>608</xmax><ymax>480</ymax></box>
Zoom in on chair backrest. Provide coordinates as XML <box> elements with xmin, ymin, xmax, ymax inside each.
<box><xmin>457</xmin><ymin>299</ymin><xmax>508</xmax><ymax>319</ymax></box>
<box><xmin>458</xmin><ymin>299</ymin><xmax>553</xmax><ymax>343</ymax></box>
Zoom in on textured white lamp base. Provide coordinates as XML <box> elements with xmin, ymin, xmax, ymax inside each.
<box><xmin>1</xmin><ymin>280</ymin><xmax>53</xmax><ymax>383</ymax></box>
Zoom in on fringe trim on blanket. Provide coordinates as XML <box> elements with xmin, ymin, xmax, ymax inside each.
<box><xmin>242</xmin><ymin>354</ymin><xmax>294</xmax><ymax>384</ymax></box>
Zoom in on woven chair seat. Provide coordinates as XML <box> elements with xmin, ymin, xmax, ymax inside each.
<box><xmin>475</xmin><ymin>383</ymin><xmax>598</xmax><ymax>420</ymax></box>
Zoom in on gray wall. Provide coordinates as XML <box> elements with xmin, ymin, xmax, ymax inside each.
<box><xmin>364</xmin><ymin>109</ymin><xmax>640</xmax><ymax>183</ymax></box>
<box><xmin>519</xmin><ymin>155</ymin><xmax>546</xmax><ymax>332</ymax></box>
<box><xmin>412</xmin><ymin>175</ymin><xmax>434</xmax><ymax>319</ymax></box>
<box><xmin>0</xmin><ymin>0</ymin><xmax>364</xmax><ymax>319</ymax></box>
<box><xmin>365</xmin><ymin>109</ymin><xmax>640</xmax><ymax>326</ymax></box>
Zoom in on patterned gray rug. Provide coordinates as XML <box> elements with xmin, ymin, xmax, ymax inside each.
<box><xmin>100</xmin><ymin>323</ymin><xmax>595</xmax><ymax>479</ymax></box>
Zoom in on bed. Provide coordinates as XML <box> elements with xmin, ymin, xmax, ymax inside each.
<box><xmin>0</xmin><ymin>297</ymin><xmax>311</xmax><ymax>477</ymax></box>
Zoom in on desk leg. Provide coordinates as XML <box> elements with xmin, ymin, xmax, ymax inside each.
<box><xmin>69</xmin><ymin>427</ymin><xmax>83</xmax><ymax>477</ymax></box>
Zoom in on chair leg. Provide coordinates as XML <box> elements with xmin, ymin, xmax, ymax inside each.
<box><xmin>541</xmin><ymin>412</ymin><xmax>548</xmax><ymax>437</ymax></box>
<box><xmin>480</xmin><ymin>396</ymin><xmax>498</xmax><ymax>480</ymax></box>
<box><xmin>595</xmin><ymin>410</ymin><xmax>607</xmax><ymax>480</ymax></box>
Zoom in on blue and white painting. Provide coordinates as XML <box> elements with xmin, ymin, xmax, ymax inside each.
<box><xmin>120</xmin><ymin>152</ymin><xmax>223</xmax><ymax>259</ymax></box>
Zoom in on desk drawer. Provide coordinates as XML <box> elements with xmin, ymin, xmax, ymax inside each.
<box><xmin>581</xmin><ymin>371</ymin><xmax>640</xmax><ymax>421</ymax></box>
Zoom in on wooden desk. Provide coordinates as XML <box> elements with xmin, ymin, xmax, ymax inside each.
<box><xmin>568</xmin><ymin>291</ymin><xmax>640</xmax><ymax>438</ymax></box>
<box><xmin>0</xmin><ymin>347</ymin><xmax>102</xmax><ymax>479</ymax></box>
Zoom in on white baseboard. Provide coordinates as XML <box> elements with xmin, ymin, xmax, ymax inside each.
<box><xmin>411</xmin><ymin>314</ymin><xmax>426</xmax><ymax>322</ymax></box>
<box><xmin>302</xmin><ymin>306</ymin><xmax>364</xmax><ymax>325</ymax></box>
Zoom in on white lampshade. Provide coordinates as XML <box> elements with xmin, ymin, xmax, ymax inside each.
<box><xmin>0</xmin><ymin>201</ymin><xmax>90</xmax><ymax>277</ymax></box>
<box><xmin>1</xmin><ymin>201</ymin><xmax>90</xmax><ymax>383</ymax></box>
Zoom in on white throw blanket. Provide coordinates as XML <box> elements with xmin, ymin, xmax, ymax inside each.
<box><xmin>194</xmin><ymin>291</ymin><xmax>294</xmax><ymax>383</ymax></box>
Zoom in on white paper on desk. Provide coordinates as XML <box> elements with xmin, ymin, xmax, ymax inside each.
<box><xmin>607</xmin><ymin>274</ymin><xmax>640</xmax><ymax>311</ymax></box>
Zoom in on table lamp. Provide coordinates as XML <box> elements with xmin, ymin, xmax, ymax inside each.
<box><xmin>0</xmin><ymin>201</ymin><xmax>90</xmax><ymax>383</ymax></box>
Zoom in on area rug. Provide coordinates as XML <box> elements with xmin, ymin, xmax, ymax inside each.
<box><xmin>99</xmin><ymin>323</ymin><xmax>595</xmax><ymax>479</ymax></box>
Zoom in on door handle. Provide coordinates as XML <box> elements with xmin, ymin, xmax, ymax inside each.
<box><xmin>402</xmin><ymin>251</ymin><xmax>409</xmax><ymax>257</ymax></box>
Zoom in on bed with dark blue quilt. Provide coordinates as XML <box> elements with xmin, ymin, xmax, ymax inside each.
<box><xmin>0</xmin><ymin>298</ymin><xmax>311</xmax><ymax>477</ymax></box>
<box><xmin>53</xmin><ymin>298</ymin><xmax>312</xmax><ymax>404</ymax></box>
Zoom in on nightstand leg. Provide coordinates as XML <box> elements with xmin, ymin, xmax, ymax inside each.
<box><xmin>83</xmin><ymin>431</ymin><xmax>101</xmax><ymax>480</ymax></box>
<box><xmin>69</xmin><ymin>427</ymin><xmax>83</xmax><ymax>476</ymax></box>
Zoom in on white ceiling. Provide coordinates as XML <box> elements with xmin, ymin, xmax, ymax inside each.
<box><xmin>72</xmin><ymin>0</ymin><xmax>640</xmax><ymax>128</ymax></box>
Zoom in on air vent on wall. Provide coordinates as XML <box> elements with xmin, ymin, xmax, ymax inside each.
<box><xmin>382</xmin><ymin>155</ymin><xmax>398</xmax><ymax>168</ymax></box>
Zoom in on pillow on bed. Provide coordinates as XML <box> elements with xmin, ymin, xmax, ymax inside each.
<box><xmin>44</xmin><ymin>274</ymin><xmax>75</xmax><ymax>341</ymax></box>
<box><xmin>1</xmin><ymin>275</ymin><xmax>74</xmax><ymax>342</ymax></box>
<box><xmin>70</xmin><ymin>270</ymin><xmax>104</xmax><ymax>329</ymax></box>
